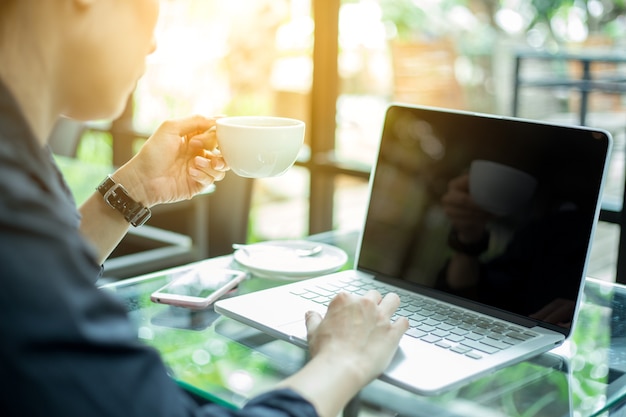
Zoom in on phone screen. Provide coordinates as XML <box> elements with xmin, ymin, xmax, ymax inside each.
<box><xmin>159</xmin><ymin>269</ymin><xmax>241</xmax><ymax>298</ymax></box>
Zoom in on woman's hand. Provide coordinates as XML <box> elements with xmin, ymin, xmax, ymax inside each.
<box><xmin>305</xmin><ymin>290</ymin><xmax>408</xmax><ymax>385</ymax></box>
<box><xmin>112</xmin><ymin>115</ymin><xmax>229</xmax><ymax>207</ymax></box>
<box><xmin>78</xmin><ymin>115</ymin><xmax>230</xmax><ymax>264</ymax></box>
<box><xmin>276</xmin><ymin>290</ymin><xmax>407</xmax><ymax>417</ymax></box>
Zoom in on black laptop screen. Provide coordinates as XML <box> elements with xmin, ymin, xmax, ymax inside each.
<box><xmin>358</xmin><ymin>105</ymin><xmax>610</xmax><ymax>329</ymax></box>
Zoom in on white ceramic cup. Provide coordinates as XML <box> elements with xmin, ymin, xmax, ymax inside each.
<box><xmin>216</xmin><ymin>116</ymin><xmax>305</xmax><ymax>178</ymax></box>
<box><xmin>469</xmin><ymin>159</ymin><xmax>538</xmax><ymax>216</ymax></box>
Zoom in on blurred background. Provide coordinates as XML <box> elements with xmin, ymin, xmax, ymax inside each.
<box><xmin>63</xmin><ymin>0</ymin><xmax>626</xmax><ymax>281</ymax></box>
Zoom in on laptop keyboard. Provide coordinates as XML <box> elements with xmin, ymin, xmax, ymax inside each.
<box><xmin>290</xmin><ymin>275</ymin><xmax>539</xmax><ymax>361</ymax></box>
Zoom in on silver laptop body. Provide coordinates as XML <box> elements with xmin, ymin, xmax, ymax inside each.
<box><xmin>216</xmin><ymin>104</ymin><xmax>612</xmax><ymax>395</ymax></box>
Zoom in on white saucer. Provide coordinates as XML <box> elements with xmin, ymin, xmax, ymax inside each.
<box><xmin>233</xmin><ymin>240</ymin><xmax>348</xmax><ymax>280</ymax></box>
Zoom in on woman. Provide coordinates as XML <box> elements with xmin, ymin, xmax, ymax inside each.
<box><xmin>0</xmin><ymin>1</ymin><xmax>408</xmax><ymax>417</ymax></box>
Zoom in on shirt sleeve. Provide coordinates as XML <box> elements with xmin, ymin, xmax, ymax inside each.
<box><xmin>197</xmin><ymin>389</ymin><xmax>318</xmax><ymax>417</ymax></box>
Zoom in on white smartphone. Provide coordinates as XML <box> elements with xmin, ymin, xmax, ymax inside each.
<box><xmin>150</xmin><ymin>266</ymin><xmax>247</xmax><ymax>310</ymax></box>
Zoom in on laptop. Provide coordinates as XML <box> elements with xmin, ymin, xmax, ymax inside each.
<box><xmin>215</xmin><ymin>104</ymin><xmax>612</xmax><ymax>395</ymax></box>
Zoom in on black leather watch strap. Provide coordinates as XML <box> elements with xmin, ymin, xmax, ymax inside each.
<box><xmin>97</xmin><ymin>176</ymin><xmax>151</xmax><ymax>227</ymax></box>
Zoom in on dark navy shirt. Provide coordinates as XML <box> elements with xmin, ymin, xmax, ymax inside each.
<box><xmin>0</xmin><ymin>79</ymin><xmax>317</xmax><ymax>417</ymax></box>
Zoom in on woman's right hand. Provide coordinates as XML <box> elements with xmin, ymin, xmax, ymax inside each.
<box><xmin>305</xmin><ymin>290</ymin><xmax>408</xmax><ymax>386</ymax></box>
<box><xmin>275</xmin><ymin>290</ymin><xmax>407</xmax><ymax>417</ymax></box>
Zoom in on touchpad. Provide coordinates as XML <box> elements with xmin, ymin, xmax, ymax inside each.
<box><xmin>279</xmin><ymin>320</ymin><xmax>308</xmax><ymax>347</ymax></box>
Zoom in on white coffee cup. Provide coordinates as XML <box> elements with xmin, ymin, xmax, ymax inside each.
<box><xmin>216</xmin><ymin>116</ymin><xmax>305</xmax><ymax>178</ymax></box>
<box><xmin>469</xmin><ymin>159</ymin><xmax>538</xmax><ymax>216</ymax></box>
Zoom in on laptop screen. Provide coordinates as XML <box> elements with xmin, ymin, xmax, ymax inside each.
<box><xmin>358</xmin><ymin>104</ymin><xmax>610</xmax><ymax>331</ymax></box>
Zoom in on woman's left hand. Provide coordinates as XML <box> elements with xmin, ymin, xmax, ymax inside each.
<box><xmin>112</xmin><ymin>115</ymin><xmax>229</xmax><ymax>207</ymax></box>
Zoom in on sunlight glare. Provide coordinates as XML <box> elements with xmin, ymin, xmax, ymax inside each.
<box><xmin>227</xmin><ymin>370</ymin><xmax>255</xmax><ymax>393</ymax></box>
<box><xmin>495</xmin><ymin>8</ymin><xmax>525</xmax><ymax>35</ymax></box>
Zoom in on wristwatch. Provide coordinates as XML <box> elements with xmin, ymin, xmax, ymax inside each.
<box><xmin>97</xmin><ymin>175</ymin><xmax>151</xmax><ymax>227</ymax></box>
<box><xmin>447</xmin><ymin>229</ymin><xmax>490</xmax><ymax>257</ymax></box>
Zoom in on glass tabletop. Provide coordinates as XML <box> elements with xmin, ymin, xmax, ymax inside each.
<box><xmin>100</xmin><ymin>230</ymin><xmax>626</xmax><ymax>416</ymax></box>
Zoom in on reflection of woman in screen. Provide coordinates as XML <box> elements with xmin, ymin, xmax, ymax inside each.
<box><xmin>438</xmin><ymin>172</ymin><xmax>583</xmax><ymax>327</ymax></box>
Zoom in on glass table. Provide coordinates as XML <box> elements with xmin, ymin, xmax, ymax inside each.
<box><xmin>100</xmin><ymin>230</ymin><xmax>626</xmax><ymax>416</ymax></box>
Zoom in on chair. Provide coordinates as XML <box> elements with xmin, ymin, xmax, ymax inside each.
<box><xmin>48</xmin><ymin>117</ymin><xmax>86</xmax><ymax>157</ymax></box>
<box><xmin>206</xmin><ymin>173</ymin><xmax>255</xmax><ymax>258</ymax></box>
<box><xmin>124</xmin><ymin>171</ymin><xmax>253</xmax><ymax>250</ymax></box>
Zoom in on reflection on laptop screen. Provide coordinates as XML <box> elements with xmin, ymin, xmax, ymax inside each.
<box><xmin>358</xmin><ymin>105</ymin><xmax>609</xmax><ymax>330</ymax></box>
